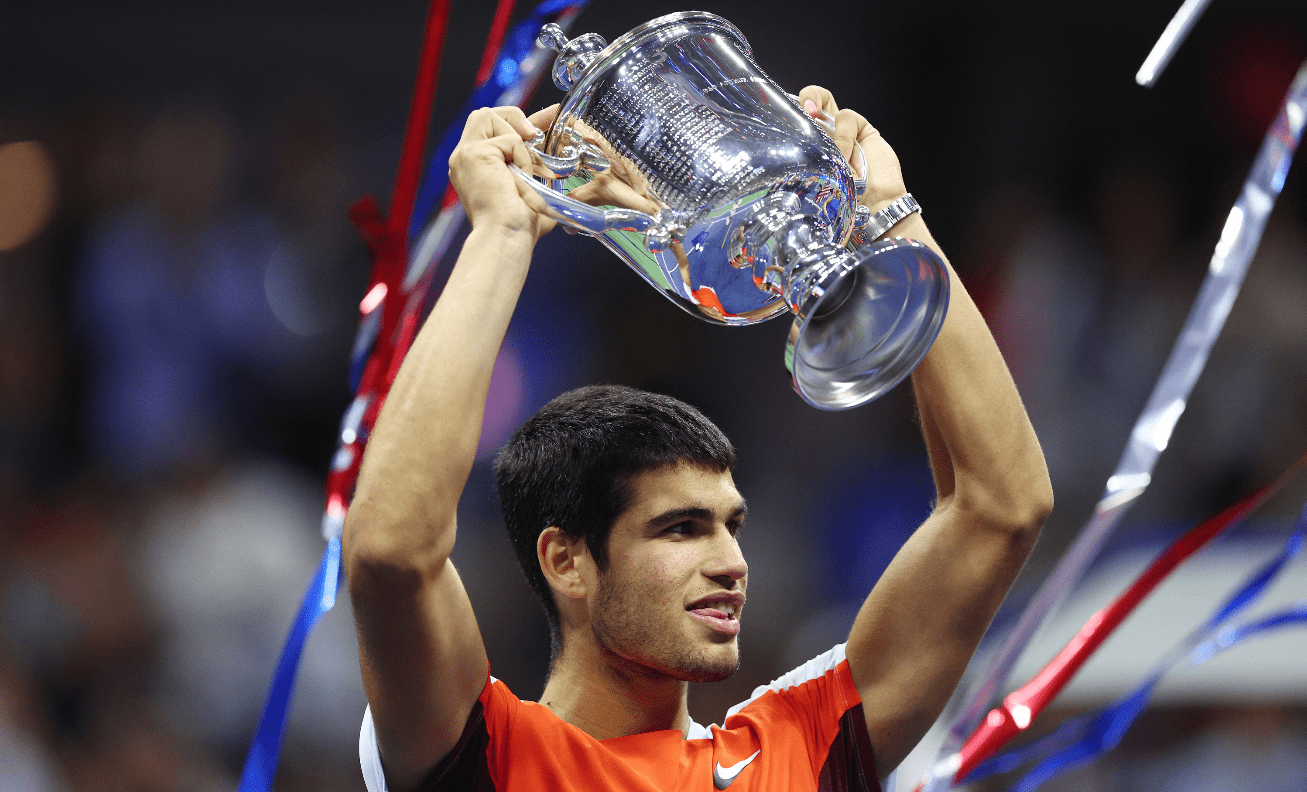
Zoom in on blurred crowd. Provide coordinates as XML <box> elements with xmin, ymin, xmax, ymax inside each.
<box><xmin>0</xmin><ymin>94</ymin><xmax>371</xmax><ymax>790</ymax></box>
<box><xmin>2</xmin><ymin>2</ymin><xmax>1307</xmax><ymax>790</ymax></box>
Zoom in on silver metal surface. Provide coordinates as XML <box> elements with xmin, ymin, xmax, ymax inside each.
<box><xmin>859</xmin><ymin>193</ymin><xmax>922</xmax><ymax>241</ymax></box>
<box><xmin>520</xmin><ymin>11</ymin><xmax>950</xmax><ymax>409</ymax></box>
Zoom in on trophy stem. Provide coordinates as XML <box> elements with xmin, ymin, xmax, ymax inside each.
<box><xmin>765</xmin><ymin>214</ymin><xmax>851</xmax><ymax>314</ymax></box>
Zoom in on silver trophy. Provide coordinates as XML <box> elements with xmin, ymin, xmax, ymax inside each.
<box><xmin>514</xmin><ymin>11</ymin><xmax>949</xmax><ymax>409</ymax></box>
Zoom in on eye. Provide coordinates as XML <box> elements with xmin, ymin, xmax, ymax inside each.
<box><xmin>727</xmin><ymin>520</ymin><xmax>744</xmax><ymax>538</ymax></box>
<box><xmin>664</xmin><ymin>522</ymin><xmax>693</xmax><ymax>536</ymax></box>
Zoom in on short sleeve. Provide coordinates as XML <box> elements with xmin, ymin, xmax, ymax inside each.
<box><xmin>358</xmin><ymin>675</ymin><xmax>500</xmax><ymax>792</ymax></box>
<box><xmin>723</xmin><ymin>644</ymin><xmax>880</xmax><ymax>791</ymax></box>
<box><xmin>359</xmin><ymin>705</ymin><xmax>389</xmax><ymax>792</ymax></box>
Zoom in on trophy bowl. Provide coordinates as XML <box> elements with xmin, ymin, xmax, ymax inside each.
<box><xmin>512</xmin><ymin>11</ymin><xmax>949</xmax><ymax>409</ymax></box>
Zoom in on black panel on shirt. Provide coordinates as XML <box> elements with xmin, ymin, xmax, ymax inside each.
<box><xmin>420</xmin><ymin>700</ymin><xmax>496</xmax><ymax>792</ymax></box>
<box><xmin>817</xmin><ymin>704</ymin><xmax>882</xmax><ymax>792</ymax></box>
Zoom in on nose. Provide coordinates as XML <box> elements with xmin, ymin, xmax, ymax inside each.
<box><xmin>705</xmin><ymin>528</ymin><xmax>747</xmax><ymax>586</ymax></box>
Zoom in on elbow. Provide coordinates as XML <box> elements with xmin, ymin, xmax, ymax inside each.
<box><xmin>1018</xmin><ymin>452</ymin><xmax>1055</xmax><ymax>535</ymax></box>
<box><xmin>997</xmin><ymin>466</ymin><xmax>1053</xmax><ymax>541</ymax></box>
<box><xmin>954</xmin><ymin>471</ymin><xmax>1053</xmax><ymax>545</ymax></box>
<box><xmin>1011</xmin><ymin>479</ymin><xmax>1053</xmax><ymax>541</ymax></box>
<box><xmin>342</xmin><ymin>499</ymin><xmax>454</xmax><ymax>592</ymax></box>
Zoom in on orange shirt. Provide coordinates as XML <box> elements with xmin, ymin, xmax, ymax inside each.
<box><xmin>361</xmin><ymin>644</ymin><xmax>881</xmax><ymax>792</ymax></box>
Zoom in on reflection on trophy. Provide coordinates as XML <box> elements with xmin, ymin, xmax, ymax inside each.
<box><xmin>512</xmin><ymin>11</ymin><xmax>950</xmax><ymax>410</ymax></box>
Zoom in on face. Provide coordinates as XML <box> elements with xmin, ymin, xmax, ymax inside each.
<box><xmin>588</xmin><ymin>463</ymin><xmax>748</xmax><ymax>682</ymax></box>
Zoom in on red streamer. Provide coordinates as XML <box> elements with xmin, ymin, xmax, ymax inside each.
<box><xmin>336</xmin><ymin>0</ymin><xmax>454</xmax><ymax>518</ymax></box>
<box><xmin>476</xmin><ymin>0</ymin><xmax>519</xmax><ymax>86</ymax></box>
<box><xmin>389</xmin><ymin>0</ymin><xmax>454</xmax><ymax>244</ymax></box>
<box><xmin>952</xmin><ymin>453</ymin><xmax>1307</xmax><ymax>783</ymax></box>
<box><xmin>336</xmin><ymin>0</ymin><xmax>546</xmax><ymax>519</ymax></box>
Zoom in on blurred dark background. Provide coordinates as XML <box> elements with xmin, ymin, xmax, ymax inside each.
<box><xmin>2</xmin><ymin>1</ymin><xmax>1307</xmax><ymax>790</ymax></box>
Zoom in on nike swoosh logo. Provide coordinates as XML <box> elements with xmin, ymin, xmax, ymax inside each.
<box><xmin>713</xmin><ymin>749</ymin><xmax>761</xmax><ymax>790</ymax></box>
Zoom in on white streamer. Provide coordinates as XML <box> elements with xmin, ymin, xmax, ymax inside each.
<box><xmin>918</xmin><ymin>60</ymin><xmax>1307</xmax><ymax>792</ymax></box>
<box><xmin>1136</xmin><ymin>0</ymin><xmax>1214</xmax><ymax>88</ymax></box>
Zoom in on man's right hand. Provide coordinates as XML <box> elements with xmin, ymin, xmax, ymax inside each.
<box><xmin>449</xmin><ymin>105</ymin><xmax>562</xmax><ymax>240</ymax></box>
<box><xmin>450</xmin><ymin>105</ymin><xmax>663</xmax><ymax>241</ymax></box>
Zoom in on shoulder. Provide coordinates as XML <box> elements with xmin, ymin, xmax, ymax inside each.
<box><xmin>725</xmin><ymin>643</ymin><xmax>860</xmax><ymax>726</ymax></box>
<box><xmin>718</xmin><ymin>644</ymin><xmax>881</xmax><ymax>791</ymax></box>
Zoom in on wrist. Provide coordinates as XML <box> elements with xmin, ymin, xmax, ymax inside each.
<box><xmin>860</xmin><ymin>193</ymin><xmax>922</xmax><ymax>240</ymax></box>
<box><xmin>466</xmin><ymin>220</ymin><xmax>539</xmax><ymax>251</ymax></box>
<box><xmin>889</xmin><ymin>212</ymin><xmax>930</xmax><ymax>239</ymax></box>
<box><xmin>867</xmin><ymin>189</ymin><xmax>909</xmax><ymax>216</ymax></box>
<box><xmin>863</xmin><ymin>182</ymin><xmax>911</xmax><ymax>215</ymax></box>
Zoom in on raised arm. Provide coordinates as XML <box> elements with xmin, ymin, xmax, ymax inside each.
<box><xmin>342</xmin><ymin>106</ymin><xmax>558</xmax><ymax>791</ymax></box>
<box><xmin>797</xmin><ymin>87</ymin><xmax>1054</xmax><ymax>777</ymax></box>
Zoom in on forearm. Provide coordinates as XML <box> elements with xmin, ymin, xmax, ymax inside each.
<box><xmin>345</xmin><ymin>224</ymin><xmax>536</xmax><ymax>570</ymax></box>
<box><xmin>901</xmin><ymin>215</ymin><xmax>1052</xmax><ymax>530</ymax></box>
<box><xmin>847</xmin><ymin>215</ymin><xmax>1051</xmax><ymax>774</ymax></box>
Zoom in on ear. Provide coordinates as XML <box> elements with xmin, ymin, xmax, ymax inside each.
<box><xmin>538</xmin><ymin>526</ymin><xmax>590</xmax><ymax>600</ymax></box>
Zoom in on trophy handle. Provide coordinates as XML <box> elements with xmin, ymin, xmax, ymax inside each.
<box><xmin>508</xmin><ymin>126</ymin><xmax>673</xmax><ymax>250</ymax></box>
<box><xmin>508</xmin><ymin>165</ymin><xmax>669</xmax><ymax>246</ymax></box>
<box><xmin>850</xmin><ymin>142</ymin><xmax>868</xmax><ymax>199</ymax></box>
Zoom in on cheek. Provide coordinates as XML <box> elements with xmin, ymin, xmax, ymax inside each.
<box><xmin>641</xmin><ymin>548</ymin><xmax>700</xmax><ymax>602</ymax></box>
<box><xmin>658</xmin><ymin>551</ymin><xmax>700</xmax><ymax>601</ymax></box>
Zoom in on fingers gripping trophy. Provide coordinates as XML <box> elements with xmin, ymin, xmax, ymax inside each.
<box><xmin>512</xmin><ymin>11</ymin><xmax>949</xmax><ymax>409</ymax></box>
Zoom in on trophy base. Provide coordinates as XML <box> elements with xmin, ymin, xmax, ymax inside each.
<box><xmin>786</xmin><ymin>237</ymin><xmax>950</xmax><ymax>410</ymax></box>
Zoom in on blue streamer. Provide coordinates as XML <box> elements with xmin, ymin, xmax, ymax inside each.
<box><xmin>406</xmin><ymin>0</ymin><xmax>588</xmax><ymax>242</ymax></box>
<box><xmin>237</xmin><ymin>537</ymin><xmax>342</xmax><ymax>792</ymax></box>
<box><xmin>962</xmin><ymin>502</ymin><xmax>1307</xmax><ymax>790</ymax></box>
<box><xmin>1012</xmin><ymin>600</ymin><xmax>1307</xmax><ymax>792</ymax></box>
<box><xmin>921</xmin><ymin>61</ymin><xmax>1307</xmax><ymax>792</ymax></box>
<box><xmin>236</xmin><ymin>6</ymin><xmax>589</xmax><ymax>790</ymax></box>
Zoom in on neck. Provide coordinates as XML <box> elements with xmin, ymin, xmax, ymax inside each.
<box><xmin>539</xmin><ymin>636</ymin><xmax>691</xmax><ymax>740</ymax></box>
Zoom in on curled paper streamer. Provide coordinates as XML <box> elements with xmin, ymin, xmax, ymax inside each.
<box><xmin>920</xmin><ymin>58</ymin><xmax>1307</xmax><ymax>792</ymax></box>
<box><xmin>337</xmin><ymin>0</ymin><xmax>587</xmax><ymax>539</ymax></box>
<box><xmin>946</xmin><ymin>456</ymin><xmax>1304</xmax><ymax>784</ymax></box>
<box><xmin>1012</xmin><ymin>601</ymin><xmax>1307</xmax><ymax>792</ymax></box>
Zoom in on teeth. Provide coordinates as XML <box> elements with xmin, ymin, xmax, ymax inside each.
<box><xmin>721</xmin><ymin>604</ymin><xmax>736</xmax><ymax>617</ymax></box>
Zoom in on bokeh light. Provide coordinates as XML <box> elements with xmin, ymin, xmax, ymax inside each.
<box><xmin>0</xmin><ymin>141</ymin><xmax>57</xmax><ymax>251</ymax></box>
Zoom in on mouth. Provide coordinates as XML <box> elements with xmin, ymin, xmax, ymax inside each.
<box><xmin>687</xmin><ymin>594</ymin><xmax>744</xmax><ymax>637</ymax></box>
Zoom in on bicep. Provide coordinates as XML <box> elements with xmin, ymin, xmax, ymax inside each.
<box><xmin>351</xmin><ymin>555</ymin><xmax>489</xmax><ymax>792</ymax></box>
<box><xmin>844</xmin><ymin>504</ymin><xmax>1034</xmax><ymax>775</ymax></box>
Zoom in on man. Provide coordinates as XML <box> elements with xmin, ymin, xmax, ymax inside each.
<box><xmin>344</xmin><ymin>86</ymin><xmax>1053</xmax><ymax>792</ymax></box>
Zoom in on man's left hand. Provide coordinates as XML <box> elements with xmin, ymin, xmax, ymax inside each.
<box><xmin>796</xmin><ymin>85</ymin><xmax>909</xmax><ymax>214</ymax></box>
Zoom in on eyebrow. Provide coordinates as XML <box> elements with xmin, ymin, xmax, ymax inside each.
<box><xmin>645</xmin><ymin>501</ymin><xmax>748</xmax><ymax>529</ymax></box>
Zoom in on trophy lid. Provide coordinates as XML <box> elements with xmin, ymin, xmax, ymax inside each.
<box><xmin>538</xmin><ymin>12</ymin><xmax>751</xmax><ymax>132</ymax></box>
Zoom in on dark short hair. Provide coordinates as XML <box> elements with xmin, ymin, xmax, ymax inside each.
<box><xmin>493</xmin><ymin>385</ymin><xmax>735</xmax><ymax>649</ymax></box>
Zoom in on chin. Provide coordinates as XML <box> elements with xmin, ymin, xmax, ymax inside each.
<box><xmin>682</xmin><ymin>665</ymin><xmax>737</xmax><ymax>683</ymax></box>
<box><xmin>669</xmin><ymin>646</ymin><xmax>740</xmax><ymax>683</ymax></box>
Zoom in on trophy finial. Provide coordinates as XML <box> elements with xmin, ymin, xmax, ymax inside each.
<box><xmin>537</xmin><ymin>23</ymin><xmax>568</xmax><ymax>52</ymax></box>
<box><xmin>537</xmin><ymin>23</ymin><xmax>607</xmax><ymax>91</ymax></box>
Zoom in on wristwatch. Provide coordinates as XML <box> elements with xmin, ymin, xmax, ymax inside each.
<box><xmin>861</xmin><ymin>193</ymin><xmax>921</xmax><ymax>240</ymax></box>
